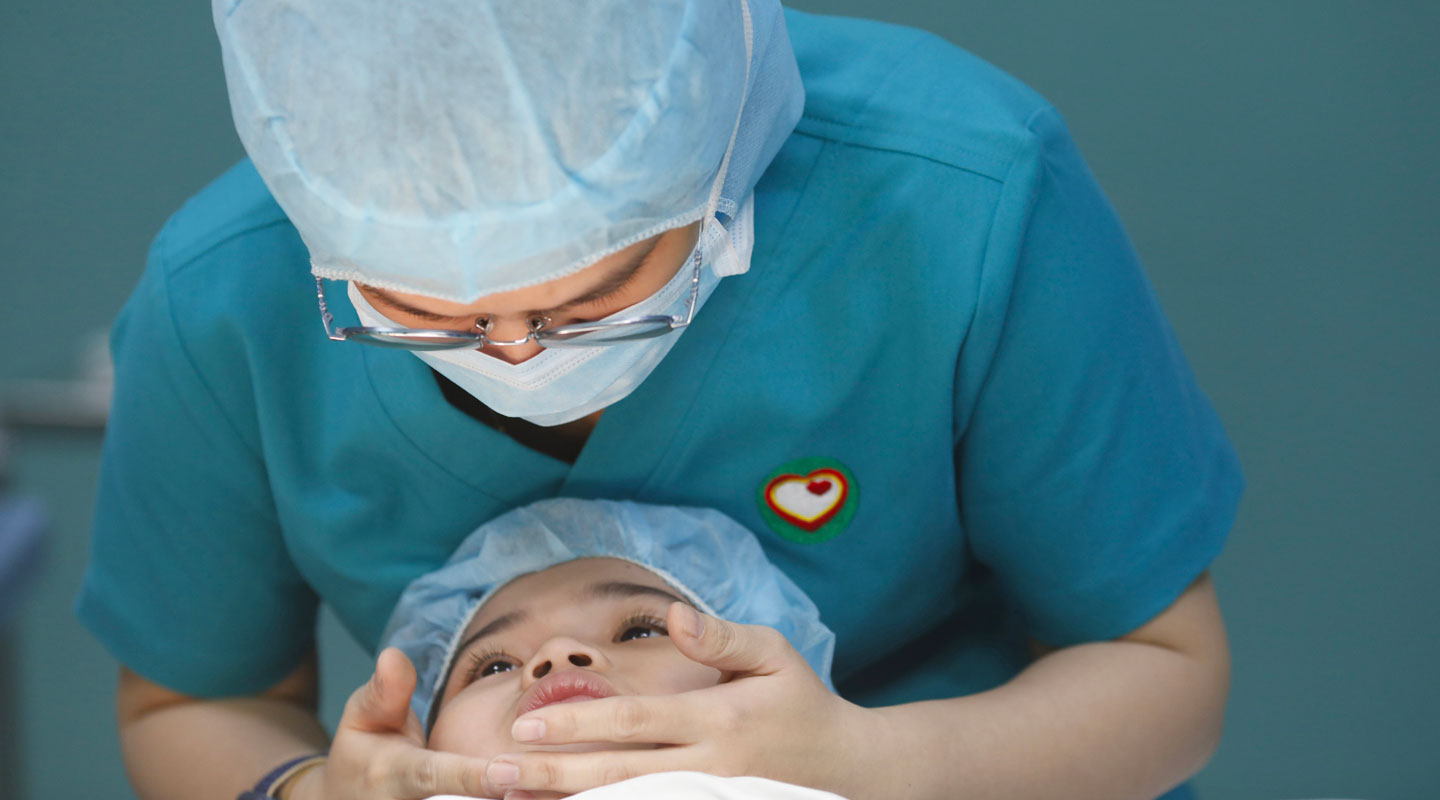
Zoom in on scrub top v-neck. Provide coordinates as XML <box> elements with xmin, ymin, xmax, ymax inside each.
<box><xmin>431</xmin><ymin>369</ymin><xmax>587</xmax><ymax>464</ymax></box>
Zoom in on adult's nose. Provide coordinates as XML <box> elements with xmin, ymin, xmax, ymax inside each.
<box><xmin>521</xmin><ymin>636</ymin><xmax>609</xmax><ymax>689</ymax></box>
<box><xmin>478</xmin><ymin>315</ymin><xmax>545</xmax><ymax>364</ymax></box>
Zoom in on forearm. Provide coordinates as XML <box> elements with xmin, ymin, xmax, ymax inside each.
<box><xmin>859</xmin><ymin>638</ymin><xmax>1225</xmax><ymax>800</ymax></box>
<box><xmin>117</xmin><ymin>654</ymin><xmax>329</xmax><ymax>800</ymax></box>
<box><xmin>853</xmin><ymin>578</ymin><xmax>1229</xmax><ymax>800</ymax></box>
<box><xmin>122</xmin><ymin>695</ymin><xmax>330</xmax><ymax>800</ymax></box>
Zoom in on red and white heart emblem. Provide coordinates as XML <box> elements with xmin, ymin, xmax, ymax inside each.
<box><xmin>763</xmin><ymin>468</ymin><xmax>849</xmax><ymax>532</ymax></box>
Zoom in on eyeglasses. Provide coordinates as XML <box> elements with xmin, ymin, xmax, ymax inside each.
<box><xmin>316</xmin><ymin>246</ymin><xmax>702</xmax><ymax>351</ymax></box>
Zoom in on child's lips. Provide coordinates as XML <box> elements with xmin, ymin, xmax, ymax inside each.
<box><xmin>516</xmin><ymin>669</ymin><xmax>618</xmax><ymax>718</ymax></box>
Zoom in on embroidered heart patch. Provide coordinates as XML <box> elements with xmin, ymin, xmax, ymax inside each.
<box><xmin>757</xmin><ymin>457</ymin><xmax>858</xmax><ymax>543</ymax></box>
<box><xmin>763</xmin><ymin>469</ymin><xmax>849</xmax><ymax>532</ymax></box>
<box><xmin>766</xmin><ymin>469</ymin><xmax>840</xmax><ymax>532</ymax></box>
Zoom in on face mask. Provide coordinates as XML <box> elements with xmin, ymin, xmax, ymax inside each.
<box><xmin>347</xmin><ymin>197</ymin><xmax>754</xmax><ymax>427</ymax></box>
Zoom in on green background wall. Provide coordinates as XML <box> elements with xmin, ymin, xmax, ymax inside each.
<box><xmin>2</xmin><ymin>2</ymin><xmax>1435</xmax><ymax>797</ymax></box>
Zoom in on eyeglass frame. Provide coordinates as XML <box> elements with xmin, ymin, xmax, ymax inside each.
<box><xmin>315</xmin><ymin>243</ymin><xmax>704</xmax><ymax>351</ymax></box>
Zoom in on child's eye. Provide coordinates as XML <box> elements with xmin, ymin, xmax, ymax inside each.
<box><xmin>618</xmin><ymin>614</ymin><xmax>669</xmax><ymax>642</ymax></box>
<box><xmin>478</xmin><ymin>659</ymin><xmax>517</xmax><ymax>677</ymax></box>
<box><xmin>464</xmin><ymin>648</ymin><xmax>518</xmax><ymax>684</ymax></box>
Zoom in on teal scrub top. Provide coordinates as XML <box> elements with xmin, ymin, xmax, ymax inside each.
<box><xmin>79</xmin><ymin>7</ymin><xmax>1241</xmax><ymax>750</ymax></box>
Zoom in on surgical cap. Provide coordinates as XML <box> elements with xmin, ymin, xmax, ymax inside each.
<box><xmin>213</xmin><ymin>0</ymin><xmax>804</xmax><ymax>302</ymax></box>
<box><xmin>381</xmin><ymin>498</ymin><xmax>836</xmax><ymax>732</ymax></box>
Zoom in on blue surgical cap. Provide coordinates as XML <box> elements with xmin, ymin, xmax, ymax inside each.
<box><xmin>213</xmin><ymin>0</ymin><xmax>804</xmax><ymax>302</ymax></box>
<box><xmin>381</xmin><ymin>498</ymin><xmax>836</xmax><ymax>731</ymax></box>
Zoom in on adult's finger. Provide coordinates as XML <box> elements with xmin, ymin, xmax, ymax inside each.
<box><xmin>342</xmin><ymin>647</ymin><xmax>421</xmax><ymax>737</ymax></box>
<box><xmin>381</xmin><ymin>748</ymin><xmax>491</xmax><ymax>799</ymax></box>
<box><xmin>484</xmin><ymin>746</ymin><xmax>682</xmax><ymax>796</ymax></box>
<box><xmin>665</xmin><ymin>602</ymin><xmax>797</xmax><ymax>676</ymax></box>
<box><xmin>510</xmin><ymin>691</ymin><xmax>713</xmax><ymax>747</ymax></box>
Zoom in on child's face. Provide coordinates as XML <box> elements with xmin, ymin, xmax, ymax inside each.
<box><xmin>428</xmin><ymin>557</ymin><xmax>725</xmax><ymax>760</ymax></box>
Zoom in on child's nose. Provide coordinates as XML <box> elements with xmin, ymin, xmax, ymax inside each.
<box><xmin>522</xmin><ymin>636</ymin><xmax>608</xmax><ymax>686</ymax></box>
<box><xmin>530</xmin><ymin>652</ymin><xmax>590</xmax><ymax>680</ymax></box>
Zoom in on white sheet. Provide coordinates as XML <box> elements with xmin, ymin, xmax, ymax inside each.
<box><xmin>426</xmin><ymin>770</ymin><xmax>850</xmax><ymax>799</ymax></box>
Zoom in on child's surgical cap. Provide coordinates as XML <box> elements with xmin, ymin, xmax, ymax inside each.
<box><xmin>212</xmin><ymin>0</ymin><xmax>804</xmax><ymax>302</ymax></box>
<box><xmin>382</xmin><ymin>498</ymin><xmax>836</xmax><ymax>731</ymax></box>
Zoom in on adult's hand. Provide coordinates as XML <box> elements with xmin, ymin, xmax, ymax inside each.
<box><xmin>293</xmin><ymin>648</ymin><xmax>491</xmax><ymax>800</ymax></box>
<box><xmin>480</xmin><ymin>604</ymin><xmax>877</xmax><ymax>799</ymax></box>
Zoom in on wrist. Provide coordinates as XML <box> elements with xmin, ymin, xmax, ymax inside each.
<box><xmin>238</xmin><ymin>754</ymin><xmax>327</xmax><ymax>800</ymax></box>
<box><xmin>850</xmin><ymin>702</ymin><xmax>949</xmax><ymax>800</ymax></box>
<box><xmin>833</xmin><ymin>701</ymin><xmax>905</xmax><ymax>800</ymax></box>
<box><xmin>277</xmin><ymin>760</ymin><xmax>326</xmax><ymax>800</ymax></box>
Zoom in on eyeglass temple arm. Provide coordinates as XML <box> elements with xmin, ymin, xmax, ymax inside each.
<box><xmin>314</xmin><ymin>277</ymin><xmax>346</xmax><ymax>341</ymax></box>
<box><xmin>672</xmin><ymin>248</ymin><xmax>704</xmax><ymax>330</ymax></box>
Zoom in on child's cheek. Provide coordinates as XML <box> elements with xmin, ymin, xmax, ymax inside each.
<box><xmin>656</xmin><ymin>659</ymin><xmax>726</xmax><ymax>694</ymax></box>
<box><xmin>428</xmin><ymin>690</ymin><xmax>513</xmax><ymax>760</ymax></box>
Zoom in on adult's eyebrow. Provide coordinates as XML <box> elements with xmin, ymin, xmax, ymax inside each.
<box><xmin>365</xmin><ymin>235</ymin><xmax>663</xmax><ymax>322</ymax></box>
<box><xmin>584</xmin><ymin>580</ymin><xmax>690</xmax><ymax>607</ymax></box>
<box><xmin>365</xmin><ymin>290</ymin><xmax>475</xmax><ymax>323</ymax></box>
<box><xmin>454</xmin><ymin>609</ymin><xmax>528</xmax><ymax>658</ymax></box>
<box><xmin>546</xmin><ymin>236</ymin><xmax>662</xmax><ymax>313</ymax></box>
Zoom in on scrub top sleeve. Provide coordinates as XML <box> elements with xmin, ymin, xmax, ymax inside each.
<box><xmin>75</xmin><ymin>228</ymin><xmax>318</xmax><ymax>697</ymax></box>
<box><xmin>954</xmin><ymin>106</ymin><xmax>1242</xmax><ymax>647</ymax></box>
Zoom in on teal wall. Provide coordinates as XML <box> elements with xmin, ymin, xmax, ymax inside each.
<box><xmin>2</xmin><ymin>2</ymin><xmax>1435</xmax><ymax>797</ymax></box>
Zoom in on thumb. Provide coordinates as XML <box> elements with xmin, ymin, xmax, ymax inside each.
<box><xmin>344</xmin><ymin>647</ymin><xmax>422</xmax><ymax>738</ymax></box>
<box><xmin>666</xmin><ymin>602</ymin><xmax>794</xmax><ymax>677</ymax></box>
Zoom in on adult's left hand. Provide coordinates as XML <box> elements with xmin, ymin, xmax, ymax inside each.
<box><xmin>479</xmin><ymin>602</ymin><xmax>877</xmax><ymax>799</ymax></box>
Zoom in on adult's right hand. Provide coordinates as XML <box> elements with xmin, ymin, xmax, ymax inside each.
<box><xmin>292</xmin><ymin>647</ymin><xmax>491</xmax><ymax>800</ymax></box>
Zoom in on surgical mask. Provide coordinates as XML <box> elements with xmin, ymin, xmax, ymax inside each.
<box><xmin>348</xmin><ymin>198</ymin><xmax>753</xmax><ymax>427</ymax></box>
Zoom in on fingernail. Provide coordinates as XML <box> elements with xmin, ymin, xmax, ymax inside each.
<box><xmin>512</xmin><ymin>717</ymin><xmax>545</xmax><ymax>742</ymax></box>
<box><xmin>487</xmin><ymin>760</ymin><xmax>519</xmax><ymax>787</ymax></box>
<box><xmin>678</xmin><ymin>603</ymin><xmax>705</xmax><ymax>638</ymax></box>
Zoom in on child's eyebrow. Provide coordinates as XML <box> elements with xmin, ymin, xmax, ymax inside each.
<box><xmin>585</xmin><ymin>581</ymin><xmax>688</xmax><ymax>606</ymax></box>
<box><xmin>452</xmin><ymin>582</ymin><xmax>686</xmax><ymax>659</ymax></box>
<box><xmin>455</xmin><ymin>609</ymin><xmax>527</xmax><ymax>656</ymax></box>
